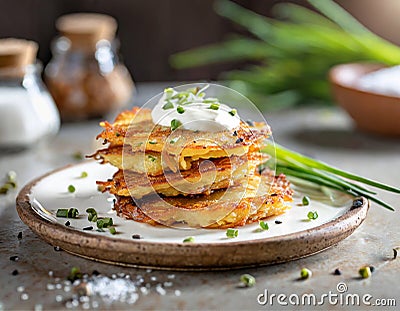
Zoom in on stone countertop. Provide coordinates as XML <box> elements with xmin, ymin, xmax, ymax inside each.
<box><xmin>0</xmin><ymin>82</ymin><xmax>399</xmax><ymax>310</ymax></box>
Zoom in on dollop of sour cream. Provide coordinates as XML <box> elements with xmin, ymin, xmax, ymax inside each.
<box><xmin>151</xmin><ymin>86</ymin><xmax>240</xmax><ymax>132</ymax></box>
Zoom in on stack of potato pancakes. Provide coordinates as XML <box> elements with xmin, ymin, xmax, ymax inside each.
<box><xmin>92</xmin><ymin>106</ymin><xmax>293</xmax><ymax>229</ymax></box>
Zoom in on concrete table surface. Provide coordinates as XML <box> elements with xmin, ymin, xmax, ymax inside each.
<box><xmin>0</xmin><ymin>82</ymin><xmax>399</xmax><ymax>310</ymax></box>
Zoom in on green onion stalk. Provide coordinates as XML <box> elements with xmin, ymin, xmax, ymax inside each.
<box><xmin>170</xmin><ymin>0</ymin><xmax>400</xmax><ymax>110</ymax></box>
<box><xmin>262</xmin><ymin>144</ymin><xmax>399</xmax><ymax>211</ymax></box>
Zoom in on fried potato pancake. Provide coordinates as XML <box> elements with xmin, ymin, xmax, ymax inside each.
<box><xmin>113</xmin><ymin>171</ymin><xmax>293</xmax><ymax>228</ymax></box>
<box><xmin>96</xmin><ymin>108</ymin><xmax>271</xmax><ymax>169</ymax></box>
<box><xmin>97</xmin><ymin>153</ymin><xmax>266</xmax><ymax>198</ymax></box>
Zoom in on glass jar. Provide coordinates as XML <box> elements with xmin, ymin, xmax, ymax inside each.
<box><xmin>44</xmin><ymin>13</ymin><xmax>134</xmax><ymax>121</ymax></box>
<box><xmin>0</xmin><ymin>39</ymin><xmax>60</xmax><ymax>150</ymax></box>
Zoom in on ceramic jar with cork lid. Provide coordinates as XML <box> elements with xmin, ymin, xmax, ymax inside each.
<box><xmin>44</xmin><ymin>13</ymin><xmax>134</xmax><ymax>121</ymax></box>
<box><xmin>0</xmin><ymin>38</ymin><xmax>60</xmax><ymax>150</ymax></box>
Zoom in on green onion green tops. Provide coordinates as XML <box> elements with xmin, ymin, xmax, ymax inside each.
<box><xmin>109</xmin><ymin>227</ymin><xmax>117</xmax><ymax>235</ymax></box>
<box><xmin>307</xmin><ymin>211</ymin><xmax>318</xmax><ymax>220</ymax></box>
<box><xmin>226</xmin><ymin>228</ymin><xmax>238</xmax><ymax>238</ymax></box>
<box><xmin>162</xmin><ymin>102</ymin><xmax>174</xmax><ymax>110</ymax></box>
<box><xmin>97</xmin><ymin>217</ymin><xmax>113</xmax><ymax>229</ymax></box>
<box><xmin>259</xmin><ymin>221</ymin><xmax>269</xmax><ymax>230</ymax></box>
<box><xmin>183</xmin><ymin>237</ymin><xmax>195</xmax><ymax>243</ymax></box>
<box><xmin>229</xmin><ymin>109</ymin><xmax>237</xmax><ymax>116</ymax></box>
<box><xmin>177</xmin><ymin>106</ymin><xmax>185</xmax><ymax>114</ymax></box>
<box><xmin>170</xmin><ymin>119</ymin><xmax>182</xmax><ymax>131</ymax></box>
<box><xmin>302</xmin><ymin>196</ymin><xmax>310</xmax><ymax>206</ymax></box>
<box><xmin>240</xmin><ymin>274</ymin><xmax>256</xmax><ymax>287</ymax></box>
<box><xmin>80</xmin><ymin>171</ymin><xmax>88</xmax><ymax>178</ymax></box>
<box><xmin>359</xmin><ymin>266</ymin><xmax>372</xmax><ymax>278</ymax></box>
<box><xmin>209</xmin><ymin>103</ymin><xmax>220</xmax><ymax>110</ymax></box>
<box><xmin>147</xmin><ymin>155</ymin><xmax>156</xmax><ymax>162</ymax></box>
<box><xmin>86</xmin><ymin>208</ymin><xmax>98</xmax><ymax>222</ymax></box>
<box><xmin>56</xmin><ymin>208</ymin><xmax>79</xmax><ymax>219</ymax></box>
<box><xmin>300</xmin><ymin>268</ymin><xmax>312</xmax><ymax>279</ymax></box>
<box><xmin>68</xmin><ymin>185</ymin><xmax>76</xmax><ymax>193</ymax></box>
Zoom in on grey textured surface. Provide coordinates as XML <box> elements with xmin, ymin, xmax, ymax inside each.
<box><xmin>0</xmin><ymin>82</ymin><xmax>399</xmax><ymax>310</ymax></box>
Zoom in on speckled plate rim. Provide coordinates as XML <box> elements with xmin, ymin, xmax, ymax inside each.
<box><xmin>16</xmin><ymin>163</ymin><xmax>369</xmax><ymax>271</ymax></box>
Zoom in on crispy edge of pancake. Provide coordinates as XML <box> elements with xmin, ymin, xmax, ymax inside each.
<box><xmin>113</xmin><ymin>172</ymin><xmax>293</xmax><ymax>229</ymax></box>
<box><xmin>97</xmin><ymin>153</ymin><xmax>265</xmax><ymax>198</ymax></box>
<box><xmin>96</xmin><ymin>108</ymin><xmax>271</xmax><ymax>156</ymax></box>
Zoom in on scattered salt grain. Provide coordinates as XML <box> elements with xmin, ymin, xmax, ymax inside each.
<box><xmin>164</xmin><ymin>281</ymin><xmax>173</xmax><ymax>287</ymax></box>
<box><xmin>155</xmin><ymin>284</ymin><xmax>166</xmax><ymax>296</ymax></box>
<box><xmin>175</xmin><ymin>290</ymin><xmax>181</xmax><ymax>296</ymax></box>
<box><xmin>48</xmin><ymin>271</ymin><xmax>54</xmax><ymax>277</ymax></box>
<box><xmin>34</xmin><ymin>304</ymin><xmax>43</xmax><ymax>311</ymax></box>
<box><xmin>167</xmin><ymin>274</ymin><xmax>175</xmax><ymax>279</ymax></box>
<box><xmin>150</xmin><ymin>276</ymin><xmax>157</xmax><ymax>281</ymax></box>
<box><xmin>46</xmin><ymin>284</ymin><xmax>55</xmax><ymax>291</ymax></box>
<box><xmin>21</xmin><ymin>293</ymin><xmax>29</xmax><ymax>301</ymax></box>
<box><xmin>55</xmin><ymin>295</ymin><xmax>63</xmax><ymax>302</ymax></box>
<box><xmin>17</xmin><ymin>286</ymin><xmax>25</xmax><ymax>293</ymax></box>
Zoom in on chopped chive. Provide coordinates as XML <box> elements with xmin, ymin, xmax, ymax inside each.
<box><xmin>307</xmin><ymin>211</ymin><xmax>318</xmax><ymax>220</ymax></box>
<box><xmin>68</xmin><ymin>267</ymin><xmax>82</xmax><ymax>282</ymax></box>
<box><xmin>226</xmin><ymin>228</ymin><xmax>238</xmax><ymax>238</ymax></box>
<box><xmin>163</xmin><ymin>102</ymin><xmax>174</xmax><ymax>110</ymax></box>
<box><xmin>68</xmin><ymin>185</ymin><xmax>75</xmax><ymax>193</ymax></box>
<box><xmin>240</xmin><ymin>274</ymin><xmax>256</xmax><ymax>287</ymax></box>
<box><xmin>97</xmin><ymin>217</ymin><xmax>113</xmax><ymax>229</ymax></box>
<box><xmin>209</xmin><ymin>103</ymin><xmax>220</xmax><ymax>110</ymax></box>
<box><xmin>171</xmin><ymin>119</ymin><xmax>182</xmax><ymax>131</ymax></box>
<box><xmin>148</xmin><ymin>141</ymin><xmax>157</xmax><ymax>144</ymax></box>
<box><xmin>259</xmin><ymin>221</ymin><xmax>269</xmax><ymax>230</ymax></box>
<box><xmin>67</xmin><ymin>208</ymin><xmax>79</xmax><ymax>218</ymax></box>
<box><xmin>147</xmin><ymin>155</ymin><xmax>157</xmax><ymax>162</ymax></box>
<box><xmin>183</xmin><ymin>237</ymin><xmax>195</xmax><ymax>243</ymax></box>
<box><xmin>300</xmin><ymin>268</ymin><xmax>312</xmax><ymax>279</ymax></box>
<box><xmin>359</xmin><ymin>266</ymin><xmax>371</xmax><ymax>278</ymax></box>
<box><xmin>229</xmin><ymin>109</ymin><xmax>237</xmax><ymax>116</ymax></box>
<box><xmin>177</xmin><ymin>106</ymin><xmax>185</xmax><ymax>114</ymax></box>
<box><xmin>170</xmin><ymin>137</ymin><xmax>179</xmax><ymax>144</ymax></box>
<box><xmin>203</xmin><ymin>98</ymin><xmax>218</xmax><ymax>103</ymax></box>
<box><xmin>80</xmin><ymin>171</ymin><xmax>88</xmax><ymax>178</ymax></box>
<box><xmin>302</xmin><ymin>196</ymin><xmax>310</xmax><ymax>206</ymax></box>
<box><xmin>115</xmin><ymin>132</ymin><xmax>121</xmax><ymax>137</ymax></box>
<box><xmin>109</xmin><ymin>227</ymin><xmax>117</xmax><ymax>235</ymax></box>
<box><xmin>72</xmin><ymin>151</ymin><xmax>83</xmax><ymax>160</ymax></box>
<box><xmin>86</xmin><ymin>208</ymin><xmax>98</xmax><ymax>222</ymax></box>
<box><xmin>56</xmin><ymin>209</ymin><xmax>68</xmax><ymax>218</ymax></box>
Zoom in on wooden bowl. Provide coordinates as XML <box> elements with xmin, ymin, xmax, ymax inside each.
<box><xmin>329</xmin><ymin>63</ymin><xmax>400</xmax><ymax>136</ymax></box>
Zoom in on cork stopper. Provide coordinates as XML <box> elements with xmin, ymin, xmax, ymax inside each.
<box><xmin>56</xmin><ymin>13</ymin><xmax>117</xmax><ymax>50</ymax></box>
<box><xmin>0</xmin><ymin>38</ymin><xmax>38</xmax><ymax>69</ymax></box>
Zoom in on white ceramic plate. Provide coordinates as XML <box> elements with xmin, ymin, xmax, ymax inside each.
<box><xmin>16</xmin><ymin>161</ymin><xmax>369</xmax><ymax>270</ymax></box>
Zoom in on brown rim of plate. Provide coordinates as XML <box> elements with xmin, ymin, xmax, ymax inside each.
<box><xmin>16</xmin><ymin>162</ymin><xmax>369</xmax><ymax>271</ymax></box>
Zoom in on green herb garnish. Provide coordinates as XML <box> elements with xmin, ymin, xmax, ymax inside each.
<box><xmin>177</xmin><ymin>106</ymin><xmax>185</xmax><ymax>114</ymax></box>
<box><xmin>300</xmin><ymin>268</ymin><xmax>312</xmax><ymax>279</ymax></box>
<box><xmin>183</xmin><ymin>237</ymin><xmax>195</xmax><ymax>243</ymax></box>
<box><xmin>80</xmin><ymin>171</ymin><xmax>88</xmax><ymax>178</ymax></box>
<box><xmin>171</xmin><ymin>119</ymin><xmax>182</xmax><ymax>131</ymax></box>
<box><xmin>162</xmin><ymin>102</ymin><xmax>174</xmax><ymax>110</ymax></box>
<box><xmin>147</xmin><ymin>155</ymin><xmax>157</xmax><ymax>162</ymax></box>
<box><xmin>226</xmin><ymin>228</ymin><xmax>238</xmax><ymax>238</ymax></box>
<box><xmin>68</xmin><ymin>267</ymin><xmax>82</xmax><ymax>282</ymax></box>
<box><xmin>67</xmin><ymin>185</ymin><xmax>76</xmax><ymax>193</ymax></box>
<box><xmin>148</xmin><ymin>141</ymin><xmax>157</xmax><ymax>145</ymax></box>
<box><xmin>229</xmin><ymin>109</ymin><xmax>237</xmax><ymax>116</ymax></box>
<box><xmin>359</xmin><ymin>266</ymin><xmax>372</xmax><ymax>279</ymax></box>
<box><xmin>97</xmin><ymin>217</ymin><xmax>113</xmax><ymax>229</ymax></box>
<box><xmin>86</xmin><ymin>208</ymin><xmax>98</xmax><ymax>222</ymax></box>
<box><xmin>56</xmin><ymin>208</ymin><xmax>79</xmax><ymax>218</ymax></box>
<box><xmin>262</xmin><ymin>144</ymin><xmax>399</xmax><ymax>211</ymax></box>
<box><xmin>209</xmin><ymin>103</ymin><xmax>220</xmax><ymax>110</ymax></box>
<box><xmin>302</xmin><ymin>196</ymin><xmax>310</xmax><ymax>206</ymax></box>
<box><xmin>307</xmin><ymin>211</ymin><xmax>318</xmax><ymax>220</ymax></box>
<box><xmin>170</xmin><ymin>137</ymin><xmax>180</xmax><ymax>144</ymax></box>
<box><xmin>109</xmin><ymin>227</ymin><xmax>117</xmax><ymax>235</ymax></box>
<box><xmin>259</xmin><ymin>221</ymin><xmax>269</xmax><ymax>230</ymax></box>
<box><xmin>0</xmin><ymin>171</ymin><xmax>17</xmax><ymax>195</ymax></box>
<box><xmin>56</xmin><ymin>209</ymin><xmax>68</xmax><ymax>218</ymax></box>
<box><xmin>240</xmin><ymin>274</ymin><xmax>256</xmax><ymax>287</ymax></box>
<box><xmin>72</xmin><ymin>151</ymin><xmax>83</xmax><ymax>161</ymax></box>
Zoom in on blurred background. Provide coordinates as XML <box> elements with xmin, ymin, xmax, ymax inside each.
<box><xmin>1</xmin><ymin>0</ymin><xmax>400</xmax><ymax>82</ymax></box>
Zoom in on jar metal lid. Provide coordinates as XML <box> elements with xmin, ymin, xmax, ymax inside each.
<box><xmin>0</xmin><ymin>38</ymin><xmax>38</xmax><ymax>69</ymax></box>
